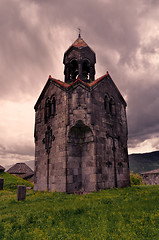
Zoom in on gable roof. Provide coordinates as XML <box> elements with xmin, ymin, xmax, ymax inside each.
<box><xmin>7</xmin><ymin>163</ymin><xmax>33</xmax><ymax>175</ymax></box>
<box><xmin>0</xmin><ymin>165</ymin><xmax>5</xmax><ymax>171</ymax></box>
<box><xmin>90</xmin><ymin>72</ymin><xmax>127</xmax><ymax>106</ymax></box>
<box><xmin>34</xmin><ymin>77</ymin><xmax>69</xmax><ymax>111</ymax></box>
<box><xmin>34</xmin><ymin>72</ymin><xmax>126</xmax><ymax>111</ymax></box>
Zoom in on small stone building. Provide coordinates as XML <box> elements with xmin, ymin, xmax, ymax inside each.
<box><xmin>7</xmin><ymin>163</ymin><xmax>34</xmax><ymax>182</ymax></box>
<box><xmin>141</xmin><ymin>169</ymin><xmax>159</xmax><ymax>185</ymax></box>
<box><xmin>0</xmin><ymin>165</ymin><xmax>5</xmax><ymax>173</ymax></box>
<box><xmin>34</xmin><ymin>35</ymin><xmax>130</xmax><ymax>193</ymax></box>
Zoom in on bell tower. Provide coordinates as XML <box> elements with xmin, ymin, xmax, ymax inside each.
<box><xmin>34</xmin><ymin>34</ymin><xmax>130</xmax><ymax>193</ymax></box>
<box><xmin>63</xmin><ymin>34</ymin><xmax>96</xmax><ymax>83</ymax></box>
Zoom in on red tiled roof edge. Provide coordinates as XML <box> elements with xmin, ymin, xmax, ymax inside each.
<box><xmin>34</xmin><ymin>77</ymin><xmax>68</xmax><ymax>111</ymax></box>
<box><xmin>107</xmin><ymin>73</ymin><xmax>127</xmax><ymax>106</ymax></box>
<box><xmin>52</xmin><ymin>77</ymin><xmax>90</xmax><ymax>89</ymax></box>
<box><xmin>89</xmin><ymin>72</ymin><xmax>127</xmax><ymax>106</ymax></box>
<box><xmin>35</xmin><ymin>72</ymin><xmax>126</xmax><ymax>110</ymax></box>
<box><xmin>51</xmin><ymin>78</ymin><xmax>69</xmax><ymax>88</ymax></box>
<box><xmin>89</xmin><ymin>73</ymin><xmax>109</xmax><ymax>86</ymax></box>
<box><xmin>72</xmin><ymin>37</ymin><xmax>88</xmax><ymax>48</ymax></box>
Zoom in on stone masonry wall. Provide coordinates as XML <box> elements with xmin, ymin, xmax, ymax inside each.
<box><xmin>34</xmin><ymin>75</ymin><xmax>130</xmax><ymax>193</ymax></box>
<box><xmin>34</xmin><ymin>82</ymin><xmax>67</xmax><ymax>192</ymax></box>
<box><xmin>141</xmin><ymin>173</ymin><xmax>159</xmax><ymax>185</ymax></box>
<box><xmin>91</xmin><ymin>75</ymin><xmax>130</xmax><ymax>189</ymax></box>
<box><xmin>66</xmin><ymin>85</ymin><xmax>96</xmax><ymax>193</ymax></box>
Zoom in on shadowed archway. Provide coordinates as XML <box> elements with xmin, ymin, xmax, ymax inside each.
<box><xmin>66</xmin><ymin>120</ymin><xmax>96</xmax><ymax>193</ymax></box>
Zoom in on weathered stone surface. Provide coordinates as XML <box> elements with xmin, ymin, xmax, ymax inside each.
<box><xmin>0</xmin><ymin>178</ymin><xmax>4</xmax><ymax>190</ymax></box>
<box><xmin>141</xmin><ymin>169</ymin><xmax>159</xmax><ymax>185</ymax></box>
<box><xmin>34</xmin><ymin>36</ymin><xmax>130</xmax><ymax>193</ymax></box>
<box><xmin>17</xmin><ymin>185</ymin><xmax>26</xmax><ymax>201</ymax></box>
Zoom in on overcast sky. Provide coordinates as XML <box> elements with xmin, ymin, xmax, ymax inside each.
<box><xmin>1</xmin><ymin>0</ymin><xmax>159</xmax><ymax>168</ymax></box>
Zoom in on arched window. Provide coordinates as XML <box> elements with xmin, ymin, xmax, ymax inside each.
<box><xmin>51</xmin><ymin>95</ymin><xmax>56</xmax><ymax>117</ymax></box>
<box><xmin>82</xmin><ymin>60</ymin><xmax>90</xmax><ymax>80</ymax></box>
<box><xmin>45</xmin><ymin>98</ymin><xmax>51</xmax><ymax>122</ymax></box>
<box><xmin>104</xmin><ymin>94</ymin><xmax>110</xmax><ymax>113</ymax></box>
<box><xmin>70</xmin><ymin>59</ymin><xmax>78</xmax><ymax>80</ymax></box>
<box><xmin>109</xmin><ymin>97</ymin><xmax>116</xmax><ymax>115</ymax></box>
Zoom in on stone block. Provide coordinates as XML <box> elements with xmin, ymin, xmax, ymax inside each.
<box><xmin>89</xmin><ymin>174</ymin><xmax>96</xmax><ymax>182</ymax></box>
<box><xmin>54</xmin><ymin>162</ymin><xmax>65</xmax><ymax>169</ymax></box>
<box><xmin>82</xmin><ymin>167</ymin><xmax>96</xmax><ymax>175</ymax></box>
<box><xmin>67</xmin><ymin>168</ymin><xmax>73</xmax><ymax>176</ymax></box>
<box><xmin>0</xmin><ymin>178</ymin><xmax>4</xmax><ymax>190</ymax></box>
<box><xmin>67</xmin><ymin>160</ymin><xmax>80</xmax><ymax>169</ymax></box>
<box><xmin>54</xmin><ymin>168</ymin><xmax>65</xmax><ymax>176</ymax></box>
<box><xmin>17</xmin><ymin>185</ymin><xmax>26</xmax><ymax>201</ymax></box>
<box><xmin>73</xmin><ymin>168</ymin><xmax>79</xmax><ymax>175</ymax></box>
<box><xmin>101</xmin><ymin>174</ymin><xmax>108</xmax><ymax>181</ymax></box>
<box><xmin>67</xmin><ymin>175</ymin><xmax>73</xmax><ymax>184</ymax></box>
<box><xmin>56</xmin><ymin>183</ymin><xmax>66</xmax><ymax>192</ymax></box>
<box><xmin>55</xmin><ymin>175</ymin><xmax>66</xmax><ymax>184</ymax></box>
<box><xmin>84</xmin><ymin>181</ymin><xmax>96</xmax><ymax>192</ymax></box>
<box><xmin>73</xmin><ymin>174</ymin><xmax>82</xmax><ymax>183</ymax></box>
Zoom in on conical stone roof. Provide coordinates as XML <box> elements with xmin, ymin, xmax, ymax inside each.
<box><xmin>72</xmin><ymin>36</ymin><xmax>88</xmax><ymax>48</ymax></box>
<box><xmin>7</xmin><ymin>163</ymin><xmax>33</xmax><ymax>174</ymax></box>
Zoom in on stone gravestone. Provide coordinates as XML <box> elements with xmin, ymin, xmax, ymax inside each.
<box><xmin>0</xmin><ymin>178</ymin><xmax>4</xmax><ymax>190</ymax></box>
<box><xmin>17</xmin><ymin>185</ymin><xmax>26</xmax><ymax>201</ymax></box>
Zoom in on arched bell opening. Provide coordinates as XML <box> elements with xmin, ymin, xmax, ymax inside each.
<box><xmin>70</xmin><ymin>59</ymin><xmax>79</xmax><ymax>80</ymax></box>
<box><xmin>66</xmin><ymin>120</ymin><xmax>96</xmax><ymax>194</ymax></box>
<box><xmin>82</xmin><ymin>60</ymin><xmax>90</xmax><ymax>81</ymax></box>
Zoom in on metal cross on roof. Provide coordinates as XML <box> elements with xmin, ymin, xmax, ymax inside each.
<box><xmin>78</xmin><ymin>28</ymin><xmax>81</xmax><ymax>38</ymax></box>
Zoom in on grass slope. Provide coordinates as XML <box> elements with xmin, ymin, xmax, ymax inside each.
<box><xmin>1</xmin><ymin>173</ymin><xmax>159</xmax><ymax>239</ymax></box>
<box><xmin>129</xmin><ymin>151</ymin><xmax>159</xmax><ymax>173</ymax></box>
<box><xmin>0</xmin><ymin>172</ymin><xmax>33</xmax><ymax>190</ymax></box>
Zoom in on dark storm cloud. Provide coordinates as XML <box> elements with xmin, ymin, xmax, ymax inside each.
<box><xmin>0</xmin><ymin>0</ymin><xmax>53</xmax><ymax>100</ymax></box>
<box><xmin>1</xmin><ymin>0</ymin><xmax>159</xmax><ymax>158</ymax></box>
<box><xmin>0</xmin><ymin>142</ymin><xmax>34</xmax><ymax>168</ymax></box>
<box><xmin>0</xmin><ymin>143</ymin><xmax>34</xmax><ymax>157</ymax></box>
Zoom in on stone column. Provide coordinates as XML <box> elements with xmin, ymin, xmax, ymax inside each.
<box><xmin>17</xmin><ymin>185</ymin><xmax>26</xmax><ymax>201</ymax></box>
<box><xmin>78</xmin><ymin>60</ymin><xmax>82</xmax><ymax>78</ymax></box>
<box><xmin>0</xmin><ymin>178</ymin><xmax>4</xmax><ymax>190</ymax></box>
<box><xmin>90</xmin><ymin>65</ymin><xmax>95</xmax><ymax>81</ymax></box>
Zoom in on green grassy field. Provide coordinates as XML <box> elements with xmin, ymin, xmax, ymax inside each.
<box><xmin>1</xmin><ymin>173</ymin><xmax>159</xmax><ymax>239</ymax></box>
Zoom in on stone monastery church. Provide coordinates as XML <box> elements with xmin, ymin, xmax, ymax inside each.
<box><xmin>34</xmin><ymin>34</ymin><xmax>130</xmax><ymax>193</ymax></box>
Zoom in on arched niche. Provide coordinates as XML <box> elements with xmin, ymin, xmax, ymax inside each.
<box><xmin>66</xmin><ymin>120</ymin><xmax>96</xmax><ymax>194</ymax></box>
<box><xmin>45</xmin><ymin>98</ymin><xmax>51</xmax><ymax>122</ymax></box>
<box><xmin>104</xmin><ymin>93</ymin><xmax>110</xmax><ymax>113</ymax></box>
<box><xmin>109</xmin><ymin>97</ymin><xmax>116</xmax><ymax>116</ymax></box>
<box><xmin>50</xmin><ymin>95</ymin><xmax>56</xmax><ymax>117</ymax></box>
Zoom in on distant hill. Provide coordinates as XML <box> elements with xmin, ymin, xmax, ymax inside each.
<box><xmin>27</xmin><ymin>150</ymin><xmax>159</xmax><ymax>174</ymax></box>
<box><xmin>3</xmin><ymin>151</ymin><xmax>159</xmax><ymax>175</ymax></box>
<box><xmin>129</xmin><ymin>151</ymin><xmax>159</xmax><ymax>174</ymax></box>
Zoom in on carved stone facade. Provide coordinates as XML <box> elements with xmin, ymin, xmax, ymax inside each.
<box><xmin>34</xmin><ymin>35</ymin><xmax>130</xmax><ymax>193</ymax></box>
